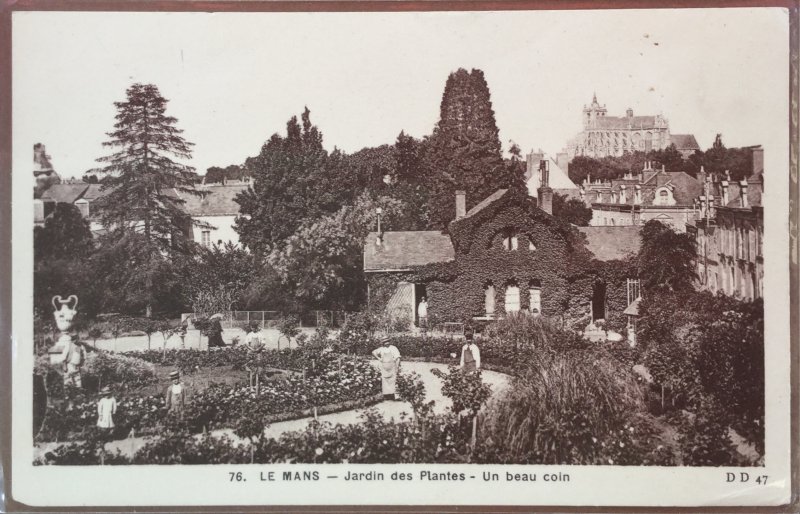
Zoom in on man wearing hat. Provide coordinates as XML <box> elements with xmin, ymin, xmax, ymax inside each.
<box><xmin>372</xmin><ymin>336</ymin><xmax>401</xmax><ymax>400</ymax></box>
<box><xmin>96</xmin><ymin>386</ymin><xmax>117</xmax><ymax>429</ymax></box>
<box><xmin>165</xmin><ymin>370</ymin><xmax>186</xmax><ymax>417</ymax></box>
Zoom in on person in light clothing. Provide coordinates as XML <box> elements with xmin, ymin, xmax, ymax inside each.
<box><xmin>96</xmin><ymin>386</ymin><xmax>117</xmax><ymax>429</ymax></box>
<box><xmin>417</xmin><ymin>297</ymin><xmax>428</xmax><ymax>328</ymax></box>
<box><xmin>372</xmin><ymin>336</ymin><xmax>401</xmax><ymax>400</ymax></box>
<box><xmin>460</xmin><ymin>332</ymin><xmax>481</xmax><ymax>373</ymax></box>
<box><xmin>165</xmin><ymin>370</ymin><xmax>186</xmax><ymax>417</ymax></box>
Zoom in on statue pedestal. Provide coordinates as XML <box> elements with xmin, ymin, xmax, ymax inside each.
<box><xmin>47</xmin><ymin>334</ymin><xmax>72</xmax><ymax>365</ymax></box>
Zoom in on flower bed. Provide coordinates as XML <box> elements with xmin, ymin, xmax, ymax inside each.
<box><xmin>37</xmin><ymin>352</ymin><xmax>381</xmax><ymax>443</ymax></box>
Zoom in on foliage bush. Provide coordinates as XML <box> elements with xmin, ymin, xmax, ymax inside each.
<box><xmin>477</xmin><ymin>346</ymin><xmax>654</xmax><ymax>464</ymax></box>
<box><xmin>639</xmin><ymin>290</ymin><xmax>764</xmax><ymax>452</ymax></box>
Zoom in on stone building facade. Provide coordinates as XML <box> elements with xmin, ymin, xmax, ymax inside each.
<box><xmin>687</xmin><ymin>157</ymin><xmax>764</xmax><ymax>300</ymax></box>
<box><xmin>565</xmin><ymin>94</ymin><xmax>699</xmax><ymax>160</ymax></box>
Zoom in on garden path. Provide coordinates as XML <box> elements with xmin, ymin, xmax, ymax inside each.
<box><xmin>33</xmin><ymin>362</ymin><xmax>511</xmax><ymax>460</ymax></box>
<box><xmin>222</xmin><ymin>361</ymin><xmax>511</xmax><ymax>443</ymax></box>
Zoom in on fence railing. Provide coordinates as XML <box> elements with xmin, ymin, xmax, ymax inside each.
<box><xmin>181</xmin><ymin>310</ymin><xmax>359</xmax><ymax>329</ymax></box>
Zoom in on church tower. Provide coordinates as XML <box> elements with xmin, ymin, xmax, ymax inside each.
<box><xmin>582</xmin><ymin>93</ymin><xmax>607</xmax><ymax>129</ymax></box>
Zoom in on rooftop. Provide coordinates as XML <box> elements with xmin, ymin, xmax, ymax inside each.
<box><xmin>180</xmin><ymin>183</ymin><xmax>249</xmax><ymax>216</ymax></box>
<box><xmin>364</xmin><ymin>231</ymin><xmax>454</xmax><ymax>272</ymax></box>
<box><xmin>592</xmin><ymin>115</ymin><xmax>661</xmax><ymax>130</ymax></box>
<box><xmin>670</xmin><ymin>134</ymin><xmax>701</xmax><ymax>151</ymax></box>
<box><xmin>577</xmin><ymin>225</ymin><xmax>641</xmax><ymax>261</ymax></box>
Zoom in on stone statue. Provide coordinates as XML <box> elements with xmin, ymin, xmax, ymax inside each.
<box><xmin>48</xmin><ymin>295</ymin><xmax>85</xmax><ymax>387</ymax></box>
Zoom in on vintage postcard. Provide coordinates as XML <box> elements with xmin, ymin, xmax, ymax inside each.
<box><xmin>4</xmin><ymin>5</ymin><xmax>795</xmax><ymax>509</ymax></box>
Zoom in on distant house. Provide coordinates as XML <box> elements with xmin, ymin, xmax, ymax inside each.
<box><xmin>582</xmin><ymin>161</ymin><xmax>703</xmax><ymax>233</ymax></box>
<box><xmin>37</xmin><ymin>183</ymin><xmax>106</xmax><ymax>234</ymax></box>
<box><xmin>179</xmin><ymin>182</ymin><xmax>249</xmax><ymax>247</ymax></box>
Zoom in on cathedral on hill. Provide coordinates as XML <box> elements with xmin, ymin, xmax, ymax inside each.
<box><xmin>565</xmin><ymin>94</ymin><xmax>700</xmax><ymax>160</ymax></box>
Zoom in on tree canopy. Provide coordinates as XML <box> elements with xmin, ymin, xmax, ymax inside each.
<box><xmin>638</xmin><ymin>220</ymin><xmax>697</xmax><ymax>293</ymax></box>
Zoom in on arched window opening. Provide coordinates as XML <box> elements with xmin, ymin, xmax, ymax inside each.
<box><xmin>484</xmin><ymin>284</ymin><xmax>496</xmax><ymax>317</ymax></box>
<box><xmin>505</xmin><ymin>283</ymin><xmax>520</xmax><ymax>313</ymax></box>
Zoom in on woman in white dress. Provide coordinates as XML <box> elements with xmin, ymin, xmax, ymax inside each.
<box><xmin>96</xmin><ymin>386</ymin><xmax>117</xmax><ymax>430</ymax></box>
<box><xmin>372</xmin><ymin>336</ymin><xmax>401</xmax><ymax>400</ymax></box>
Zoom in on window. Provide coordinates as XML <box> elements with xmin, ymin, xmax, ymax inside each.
<box><xmin>201</xmin><ymin>230</ymin><xmax>211</xmax><ymax>247</ymax></box>
<box><xmin>505</xmin><ymin>285</ymin><xmax>520</xmax><ymax>313</ymax></box>
<box><xmin>502</xmin><ymin>230</ymin><xmax>518</xmax><ymax>250</ymax></box>
<box><xmin>529</xmin><ymin>287</ymin><xmax>542</xmax><ymax>315</ymax></box>
<box><xmin>484</xmin><ymin>284</ymin><xmax>496</xmax><ymax>317</ymax></box>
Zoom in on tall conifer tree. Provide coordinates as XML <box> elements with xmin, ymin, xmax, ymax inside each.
<box><xmin>93</xmin><ymin>83</ymin><xmax>201</xmax><ymax>317</ymax></box>
<box><xmin>426</xmin><ymin>68</ymin><xmax>523</xmax><ymax>227</ymax></box>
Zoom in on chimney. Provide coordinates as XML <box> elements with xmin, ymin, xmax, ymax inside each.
<box><xmin>539</xmin><ymin>159</ymin><xmax>550</xmax><ymax>188</ymax></box>
<box><xmin>455</xmin><ymin>190</ymin><xmax>466</xmax><ymax>219</ymax></box>
<box><xmin>751</xmin><ymin>146</ymin><xmax>764</xmax><ymax>175</ymax></box>
<box><xmin>619</xmin><ymin>185</ymin><xmax>627</xmax><ymax>204</ymax></box>
<box><xmin>721</xmin><ymin>178</ymin><xmax>729</xmax><ymax>205</ymax></box>
<box><xmin>739</xmin><ymin>180</ymin><xmax>748</xmax><ymax>208</ymax></box>
<box><xmin>375</xmin><ymin>206</ymin><xmax>383</xmax><ymax>246</ymax></box>
<box><xmin>626</xmin><ymin>107</ymin><xmax>633</xmax><ymax>118</ymax></box>
<box><xmin>537</xmin><ymin>160</ymin><xmax>553</xmax><ymax>215</ymax></box>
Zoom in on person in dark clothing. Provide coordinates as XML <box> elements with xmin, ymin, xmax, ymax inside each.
<box><xmin>207</xmin><ymin>317</ymin><xmax>226</xmax><ymax>348</ymax></box>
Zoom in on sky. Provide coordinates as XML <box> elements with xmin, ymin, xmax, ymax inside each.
<box><xmin>12</xmin><ymin>8</ymin><xmax>790</xmax><ymax>180</ymax></box>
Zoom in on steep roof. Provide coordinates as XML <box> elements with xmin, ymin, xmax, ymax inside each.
<box><xmin>464</xmin><ymin>189</ymin><xmax>508</xmax><ymax>218</ymax></box>
<box><xmin>180</xmin><ymin>184</ymin><xmax>248</xmax><ymax>216</ymax></box>
<box><xmin>364</xmin><ymin>231</ymin><xmax>454</xmax><ymax>272</ymax></box>
<box><xmin>593</xmin><ymin>115</ymin><xmax>659</xmax><ymax>130</ymax></box>
<box><xmin>41</xmin><ymin>184</ymin><xmax>90</xmax><ymax>204</ymax></box>
<box><xmin>578</xmin><ymin>226</ymin><xmax>641</xmax><ymax>261</ymax></box>
<box><xmin>670</xmin><ymin>134</ymin><xmax>700</xmax><ymax>151</ymax></box>
<box><xmin>81</xmin><ymin>184</ymin><xmax>108</xmax><ymax>201</ymax></box>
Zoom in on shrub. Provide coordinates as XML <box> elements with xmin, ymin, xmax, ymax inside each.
<box><xmin>479</xmin><ymin>347</ymin><xmax>647</xmax><ymax>464</ymax></box>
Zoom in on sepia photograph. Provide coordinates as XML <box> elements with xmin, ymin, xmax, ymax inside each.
<box><xmin>6</xmin><ymin>4</ymin><xmax>794</xmax><ymax>508</ymax></box>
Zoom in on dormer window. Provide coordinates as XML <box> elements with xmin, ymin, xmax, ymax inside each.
<box><xmin>529</xmin><ymin>240</ymin><xmax>536</xmax><ymax>251</ymax></box>
<box><xmin>503</xmin><ymin>234</ymin><xmax>518</xmax><ymax>251</ymax></box>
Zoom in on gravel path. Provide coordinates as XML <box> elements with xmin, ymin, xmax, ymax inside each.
<box><xmin>34</xmin><ymin>361</ymin><xmax>511</xmax><ymax>460</ymax></box>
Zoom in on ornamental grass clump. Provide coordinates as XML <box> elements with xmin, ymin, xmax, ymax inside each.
<box><xmin>479</xmin><ymin>348</ymin><xmax>648</xmax><ymax>465</ymax></box>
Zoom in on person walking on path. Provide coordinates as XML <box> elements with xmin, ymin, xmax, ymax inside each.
<box><xmin>460</xmin><ymin>332</ymin><xmax>481</xmax><ymax>373</ymax></box>
<box><xmin>96</xmin><ymin>386</ymin><xmax>117</xmax><ymax>430</ymax></box>
<box><xmin>165</xmin><ymin>370</ymin><xmax>186</xmax><ymax>418</ymax></box>
<box><xmin>372</xmin><ymin>336</ymin><xmax>401</xmax><ymax>400</ymax></box>
<box><xmin>207</xmin><ymin>314</ymin><xmax>226</xmax><ymax>348</ymax></box>
<box><xmin>417</xmin><ymin>297</ymin><xmax>428</xmax><ymax>328</ymax></box>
